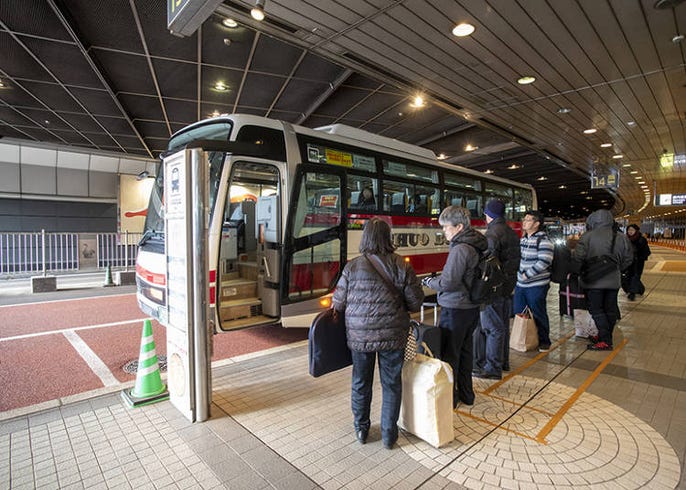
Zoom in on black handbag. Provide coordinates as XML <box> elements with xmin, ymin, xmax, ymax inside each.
<box><xmin>581</xmin><ymin>232</ymin><xmax>618</xmax><ymax>283</ymax></box>
<box><xmin>308</xmin><ymin>308</ymin><xmax>352</xmax><ymax>377</ymax></box>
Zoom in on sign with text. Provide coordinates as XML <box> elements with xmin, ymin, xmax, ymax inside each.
<box><xmin>655</xmin><ymin>193</ymin><xmax>686</xmax><ymax>206</ymax></box>
<box><xmin>591</xmin><ymin>168</ymin><xmax>619</xmax><ymax>190</ymax></box>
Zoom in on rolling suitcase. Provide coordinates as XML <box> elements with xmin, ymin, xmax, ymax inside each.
<box><xmin>410</xmin><ymin>303</ymin><xmax>441</xmax><ymax>357</ymax></box>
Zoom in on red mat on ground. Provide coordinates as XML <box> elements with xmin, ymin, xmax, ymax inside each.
<box><xmin>0</xmin><ymin>334</ymin><xmax>103</xmax><ymax>411</ymax></box>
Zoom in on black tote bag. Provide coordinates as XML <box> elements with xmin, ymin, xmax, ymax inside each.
<box><xmin>308</xmin><ymin>309</ymin><xmax>352</xmax><ymax>377</ymax></box>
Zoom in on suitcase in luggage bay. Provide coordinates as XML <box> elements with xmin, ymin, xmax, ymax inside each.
<box><xmin>411</xmin><ymin>302</ymin><xmax>441</xmax><ymax>357</ymax></box>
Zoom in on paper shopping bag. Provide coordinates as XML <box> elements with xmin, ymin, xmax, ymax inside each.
<box><xmin>509</xmin><ymin>307</ymin><xmax>539</xmax><ymax>352</ymax></box>
<box><xmin>399</xmin><ymin>353</ymin><xmax>454</xmax><ymax>448</ymax></box>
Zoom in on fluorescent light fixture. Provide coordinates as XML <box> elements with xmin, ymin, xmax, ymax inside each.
<box><xmin>452</xmin><ymin>23</ymin><xmax>475</xmax><ymax>37</ymax></box>
<box><xmin>583</xmin><ymin>128</ymin><xmax>597</xmax><ymax>134</ymax></box>
<box><xmin>517</xmin><ymin>76</ymin><xmax>536</xmax><ymax>85</ymax></box>
<box><xmin>622</xmin><ymin>163</ymin><xmax>631</xmax><ymax>167</ymax></box>
<box><xmin>251</xmin><ymin>0</ymin><xmax>265</xmax><ymax>21</ymax></box>
<box><xmin>600</xmin><ymin>143</ymin><xmax>612</xmax><ymax>147</ymax></box>
<box><xmin>630</xmin><ymin>170</ymin><xmax>638</xmax><ymax>174</ymax></box>
<box><xmin>612</xmin><ymin>154</ymin><xmax>623</xmax><ymax>159</ymax></box>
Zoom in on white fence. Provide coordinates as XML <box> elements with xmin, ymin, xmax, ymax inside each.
<box><xmin>0</xmin><ymin>231</ymin><xmax>141</xmax><ymax>277</ymax></box>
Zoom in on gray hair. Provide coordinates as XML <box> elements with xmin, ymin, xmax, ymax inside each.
<box><xmin>438</xmin><ymin>206</ymin><xmax>471</xmax><ymax>228</ymax></box>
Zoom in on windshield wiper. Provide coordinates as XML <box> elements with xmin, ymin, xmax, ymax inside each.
<box><xmin>138</xmin><ymin>229</ymin><xmax>156</xmax><ymax>246</ymax></box>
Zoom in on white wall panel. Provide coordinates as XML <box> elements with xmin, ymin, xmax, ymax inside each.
<box><xmin>21</xmin><ymin>147</ymin><xmax>56</xmax><ymax>167</ymax></box>
<box><xmin>57</xmin><ymin>151</ymin><xmax>90</xmax><ymax>170</ymax></box>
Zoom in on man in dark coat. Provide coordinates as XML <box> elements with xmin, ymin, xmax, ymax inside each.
<box><xmin>473</xmin><ymin>199</ymin><xmax>521</xmax><ymax>380</ymax></box>
<box><xmin>573</xmin><ymin>210</ymin><xmax>633</xmax><ymax>350</ymax></box>
<box><xmin>332</xmin><ymin>218</ymin><xmax>424</xmax><ymax>449</ymax></box>
<box><xmin>422</xmin><ymin>206</ymin><xmax>488</xmax><ymax>408</ymax></box>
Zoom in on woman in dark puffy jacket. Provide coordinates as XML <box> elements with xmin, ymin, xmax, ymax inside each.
<box><xmin>332</xmin><ymin>218</ymin><xmax>423</xmax><ymax>449</ymax></box>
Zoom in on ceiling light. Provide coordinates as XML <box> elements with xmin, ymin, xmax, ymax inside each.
<box><xmin>638</xmin><ymin>181</ymin><xmax>645</xmax><ymax>184</ymax></box>
<box><xmin>600</xmin><ymin>143</ymin><xmax>612</xmax><ymax>148</ymax></box>
<box><xmin>517</xmin><ymin>76</ymin><xmax>536</xmax><ymax>85</ymax></box>
<box><xmin>672</xmin><ymin>34</ymin><xmax>685</xmax><ymax>43</ymax></box>
<box><xmin>622</xmin><ymin>163</ymin><xmax>631</xmax><ymax>167</ymax></box>
<box><xmin>612</xmin><ymin>154</ymin><xmax>623</xmax><ymax>159</ymax></box>
<box><xmin>0</xmin><ymin>80</ymin><xmax>5</xmax><ymax>88</ymax></box>
<box><xmin>484</xmin><ymin>169</ymin><xmax>494</xmax><ymax>174</ymax></box>
<box><xmin>507</xmin><ymin>164</ymin><xmax>521</xmax><ymax>170</ymax></box>
<box><xmin>213</xmin><ymin>81</ymin><xmax>228</xmax><ymax>91</ymax></box>
<box><xmin>583</xmin><ymin>128</ymin><xmax>597</xmax><ymax>134</ymax></box>
<box><xmin>210</xmin><ymin>110</ymin><xmax>220</xmax><ymax>118</ymax></box>
<box><xmin>634</xmin><ymin>176</ymin><xmax>642</xmax><ymax>179</ymax></box>
<box><xmin>627</xmin><ymin>121</ymin><xmax>636</xmax><ymax>127</ymax></box>
<box><xmin>557</xmin><ymin>107</ymin><xmax>571</xmax><ymax>114</ymax></box>
<box><xmin>537</xmin><ymin>176</ymin><xmax>548</xmax><ymax>181</ymax></box>
<box><xmin>410</xmin><ymin>95</ymin><xmax>425</xmax><ymax>108</ymax></box>
<box><xmin>251</xmin><ymin>0</ymin><xmax>265</xmax><ymax>21</ymax></box>
<box><xmin>558</xmin><ymin>185</ymin><xmax>567</xmax><ymax>189</ymax></box>
<box><xmin>222</xmin><ymin>18</ymin><xmax>238</xmax><ymax>28</ymax></box>
<box><xmin>580</xmin><ymin>191</ymin><xmax>588</xmax><ymax>195</ymax></box>
<box><xmin>437</xmin><ymin>153</ymin><xmax>447</xmax><ymax>160</ymax></box>
<box><xmin>464</xmin><ymin>144</ymin><xmax>477</xmax><ymax>152</ymax></box>
<box><xmin>630</xmin><ymin>170</ymin><xmax>638</xmax><ymax>174</ymax></box>
<box><xmin>452</xmin><ymin>23</ymin><xmax>475</xmax><ymax>37</ymax></box>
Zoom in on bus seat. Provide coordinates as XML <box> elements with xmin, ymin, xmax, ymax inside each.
<box><xmin>391</xmin><ymin>192</ymin><xmax>406</xmax><ymax>213</ymax></box>
<box><xmin>350</xmin><ymin>191</ymin><xmax>360</xmax><ymax>207</ymax></box>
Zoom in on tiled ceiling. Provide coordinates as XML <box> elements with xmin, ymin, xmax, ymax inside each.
<box><xmin>1</xmin><ymin>0</ymin><xmax>686</xmax><ymax>220</ymax></box>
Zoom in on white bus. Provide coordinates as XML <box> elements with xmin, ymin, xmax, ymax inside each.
<box><xmin>136</xmin><ymin>114</ymin><xmax>536</xmax><ymax>331</ymax></box>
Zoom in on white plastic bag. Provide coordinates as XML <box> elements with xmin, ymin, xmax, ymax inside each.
<box><xmin>398</xmin><ymin>353</ymin><xmax>454</xmax><ymax>448</ymax></box>
<box><xmin>573</xmin><ymin>309</ymin><xmax>598</xmax><ymax>338</ymax></box>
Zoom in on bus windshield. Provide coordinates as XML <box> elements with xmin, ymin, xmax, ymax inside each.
<box><xmin>142</xmin><ymin>122</ymin><xmax>234</xmax><ymax>239</ymax></box>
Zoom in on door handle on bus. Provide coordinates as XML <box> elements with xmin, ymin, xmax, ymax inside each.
<box><xmin>262</xmin><ymin>256</ymin><xmax>271</xmax><ymax>279</ymax></box>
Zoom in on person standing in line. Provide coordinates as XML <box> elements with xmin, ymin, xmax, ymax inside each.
<box><xmin>513</xmin><ymin>210</ymin><xmax>554</xmax><ymax>351</ymax></box>
<box><xmin>625</xmin><ymin>224</ymin><xmax>651</xmax><ymax>300</ymax></box>
<box><xmin>332</xmin><ymin>218</ymin><xmax>424</xmax><ymax>449</ymax></box>
<box><xmin>473</xmin><ymin>200</ymin><xmax>521</xmax><ymax>380</ymax></box>
<box><xmin>573</xmin><ymin>210</ymin><xmax>633</xmax><ymax>350</ymax></box>
<box><xmin>422</xmin><ymin>206</ymin><xmax>488</xmax><ymax>408</ymax></box>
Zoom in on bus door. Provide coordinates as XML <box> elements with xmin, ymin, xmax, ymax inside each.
<box><xmin>216</xmin><ymin>160</ymin><xmax>284</xmax><ymax>331</ymax></box>
<box><xmin>281</xmin><ymin>164</ymin><xmax>347</xmax><ymax>327</ymax></box>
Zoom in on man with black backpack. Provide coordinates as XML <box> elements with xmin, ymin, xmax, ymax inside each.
<box><xmin>473</xmin><ymin>200</ymin><xmax>521</xmax><ymax>380</ymax></box>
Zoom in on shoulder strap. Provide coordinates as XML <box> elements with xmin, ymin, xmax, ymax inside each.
<box><xmin>364</xmin><ymin>254</ymin><xmax>404</xmax><ymax>308</ymax></box>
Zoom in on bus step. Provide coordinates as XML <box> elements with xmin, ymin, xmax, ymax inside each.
<box><xmin>220</xmin><ymin>279</ymin><xmax>257</xmax><ymax>300</ymax></box>
<box><xmin>239</xmin><ymin>261</ymin><xmax>258</xmax><ymax>281</ymax></box>
<box><xmin>219</xmin><ymin>314</ymin><xmax>276</xmax><ymax>330</ymax></box>
<box><xmin>219</xmin><ymin>297</ymin><xmax>262</xmax><ymax>321</ymax></box>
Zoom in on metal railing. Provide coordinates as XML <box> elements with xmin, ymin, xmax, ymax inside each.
<box><xmin>0</xmin><ymin>231</ymin><xmax>141</xmax><ymax>277</ymax></box>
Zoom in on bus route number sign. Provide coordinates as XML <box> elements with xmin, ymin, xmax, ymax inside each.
<box><xmin>591</xmin><ymin>169</ymin><xmax>619</xmax><ymax>190</ymax></box>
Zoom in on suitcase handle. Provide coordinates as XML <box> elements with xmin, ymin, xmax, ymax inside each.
<box><xmin>420</xmin><ymin>302</ymin><xmax>438</xmax><ymax>325</ymax></box>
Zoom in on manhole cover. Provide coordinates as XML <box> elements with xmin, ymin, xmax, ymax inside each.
<box><xmin>123</xmin><ymin>355</ymin><xmax>167</xmax><ymax>374</ymax></box>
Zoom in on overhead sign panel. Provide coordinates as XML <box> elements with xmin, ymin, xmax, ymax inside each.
<box><xmin>167</xmin><ymin>0</ymin><xmax>222</xmax><ymax>37</ymax></box>
<box><xmin>591</xmin><ymin>168</ymin><xmax>619</xmax><ymax>190</ymax></box>
<box><xmin>656</xmin><ymin>193</ymin><xmax>686</xmax><ymax>206</ymax></box>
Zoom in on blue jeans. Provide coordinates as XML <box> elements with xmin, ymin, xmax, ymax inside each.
<box><xmin>439</xmin><ymin>306</ymin><xmax>480</xmax><ymax>405</ymax></box>
<box><xmin>476</xmin><ymin>296</ymin><xmax>511</xmax><ymax>376</ymax></box>
<box><xmin>513</xmin><ymin>284</ymin><xmax>551</xmax><ymax>346</ymax></box>
<box><xmin>585</xmin><ymin>289</ymin><xmax>620</xmax><ymax>345</ymax></box>
<box><xmin>351</xmin><ymin>349</ymin><xmax>404</xmax><ymax>443</ymax></box>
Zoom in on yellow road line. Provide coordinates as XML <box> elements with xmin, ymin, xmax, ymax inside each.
<box><xmin>455</xmin><ymin>410</ymin><xmax>538</xmax><ymax>442</ymax></box>
<box><xmin>482</xmin><ymin>331</ymin><xmax>575</xmax><ymax>395</ymax></box>
<box><xmin>535</xmin><ymin>338</ymin><xmax>629</xmax><ymax>445</ymax></box>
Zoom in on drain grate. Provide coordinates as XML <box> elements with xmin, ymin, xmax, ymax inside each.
<box><xmin>123</xmin><ymin>355</ymin><xmax>167</xmax><ymax>374</ymax></box>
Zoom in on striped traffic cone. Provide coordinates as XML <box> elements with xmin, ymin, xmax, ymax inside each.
<box><xmin>121</xmin><ymin>319</ymin><xmax>169</xmax><ymax>407</ymax></box>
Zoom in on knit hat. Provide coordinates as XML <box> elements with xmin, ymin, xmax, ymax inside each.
<box><xmin>484</xmin><ymin>199</ymin><xmax>505</xmax><ymax>219</ymax></box>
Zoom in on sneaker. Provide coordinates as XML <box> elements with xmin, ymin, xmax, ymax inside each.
<box><xmin>588</xmin><ymin>335</ymin><xmax>599</xmax><ymax>344</ymax></box>
<box><xmin>588</xmin><ymin>341</ymin><xmax>613</xmax><ymax>351</ymax></box>
<box><xmin>473</xmin><ymin>371</ymin><xmax>501</xmax><ymax>380</ymax></box>
<box><xmin>538</xmin><ymin>344</ymin><xmax>551</xmax><ymax>352</ymax></box>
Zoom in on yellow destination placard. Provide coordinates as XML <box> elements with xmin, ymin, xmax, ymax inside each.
<box><xmin>325</xmin><ymin>149</ymin><xmax>353</xmax><ymax>167</ymax></box>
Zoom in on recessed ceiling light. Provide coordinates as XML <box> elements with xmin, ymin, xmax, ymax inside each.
<box><xmin>398</xmin><ymin>112</ymin><xmax>403</xmax><ymax>116</ymax></box>
<box><xmin>612</xmin><ymin>154</ymin><xmax>623</xmax><ymax>159</ymax></box>
<box><xmin>580</xmin><ymin>191</ymin><xmax>588</xmax><ymax>195</ymax></box>
<box><xmin>622</xmin><ymin>163</ymin><xmax>631</xmax><ymax>167</ymax></box>
<box><xmin>251</xmin><ymin>0</ymin><xmax>265</xmax><ymax>21</ymax></box>
<box><xmin>410</xmin><ymin>95</ymin><xmax>425</xmax><ymax>108</ymax></box>
<box><xmin>222</xmin><ymin>18</ymin><xmax>238</xmax><ymax>28</ymax></box>
<box><xmin>627</xmin><ymin>121</ymin><xmax>637</xmax><ymax>127</ymax></box>
<box><xmin>537</xmin><ymin>176</ymin><xmax>548</xmax><ymax>181</ymax></box>
<box><xmin>600</xmin><ymin>143</ymin><xmax>612</xmax><ymax>148</ymax></box>
<box><xmin>210</xmin><ymin>111</ymin><xmax>220</xmax><ymax>118</ymax></box>
<box><xmin>583</xmin><ymin>128</ymin><xmax>597</xmax><ymax>134</ymax></box>
<box><xmin>558</xmin><ymin>185</ymin><xmax>567</xmax><ymax>189</ymax></box>
<box><xmin>634</xmin><ymin>176</ymin><xmax>642</xmax><ymax>179</ymax></box>
<box><xmin>464</xmin><ymin>144</ymin><xmax>478</xmax><ymax>152</ymax></box>
<box><xmin>507</xmin><ymin>164</ymin><xmax>521</xmax><ymax>170</ymax></box>
<box><xmin>452</xmin><ymin>23</ymin><xmax>475</xmax><ymax>37</ymax></box>
<box><xmin>213</xmin><ymin>81</ymin><xmax>228</xmax><ymax>91</ymax></box>
<box><xmin>484</xmin><ymin>169</ymin><xmax>494</xmax><ymax>174</ymax></box>
<box><xmin>557</xmin><ymin>107</ymin><xmax>571</xmax><ymax>114</ymax></box>
<box><xmin>517</xmin><ymin>76</ymin><xmax>536</xmax><ymax>85</ymax></box>
<box><xmin>630</xmin><ymin>170</ymin><xmax>638</xmax><ymax>174</ymax></box>
<box><xmin>437</xmin><ymin>153</ymin><xmax>447</xmax><ymax>160</ymax></box>
<box><xmin>638</xmin><ymin>181</ymin><xmax>645</xmax><ymax>184</ymax></box>
<box><xmin>0</xmin><ymin>80</ymin><xmax>5</xmax><ymax>88</ymax></box>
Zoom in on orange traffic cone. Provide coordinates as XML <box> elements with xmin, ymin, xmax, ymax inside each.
<box><xmin>121</xmin><ymin>320</ymin><xmax>169</xmax><ymax>407</ymax></box>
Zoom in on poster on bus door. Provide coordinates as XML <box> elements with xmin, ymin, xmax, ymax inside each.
<box><xmin>164</xmin><ymin>151</ymin><xmax>194</xmax><ymax>421</ymax></box>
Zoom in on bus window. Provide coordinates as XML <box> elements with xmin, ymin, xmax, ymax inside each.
<box><xmin>383</xmin><ymin>160</ymin><xmax>438</xmax><ymax>183</ymax></box>
<box><xmin>484</xmin><ymin>182</ymin><xmax>513</xmax><ymax>218</ymax></box>
<box><xmin>514</xmin><ymin>187</ymin><xmax>533</xmax><ymax>221</ymax></box>
<box><xmin>444</xmin><ymin>172</ymin><xmax>482</xmax><ymax>192</ymax></box>
<box><xmin>235</xmin><ymin>125</ymin><xmax>286</xmax><ymax>161</ymax></box>
<box><xmin>444</xmin><ymin>189</ymin><xmax>482</xmax><ymax>218</ymax></box>
<box><xmin>383</xmin><ymin>181</ymin><xmax>438</xmax><ymax>215</ymax></box>
<box><xmin>347</xmin><ymin>176</ymin><xmax>378</xmax><ymax>212</ymax></box>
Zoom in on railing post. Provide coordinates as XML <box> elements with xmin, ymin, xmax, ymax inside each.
<box><xmin>124</xmin><ymin>230</ymin><xmax>129</xmax><ymax>272</ymax></box>
<box><xmin>41</xmin><ymin>229</ymin><xmax>46</xmax><ymax>277</ymax></box>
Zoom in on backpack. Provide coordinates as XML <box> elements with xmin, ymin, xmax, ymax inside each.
<box><xmin>465</xmin><ymin>244</ymin><xmax>507</xmax><ymax>304</ymax></box>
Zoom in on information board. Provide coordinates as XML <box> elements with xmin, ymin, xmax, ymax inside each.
<box><xmin>591</xmin><ymin>168</ymin><xmax>619</xmax><ymax>190</ymax></box>
<box><xmin>655</xmin><ymin>193</ymin><xmax>686</xmax><ymax>206</ymax></box>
